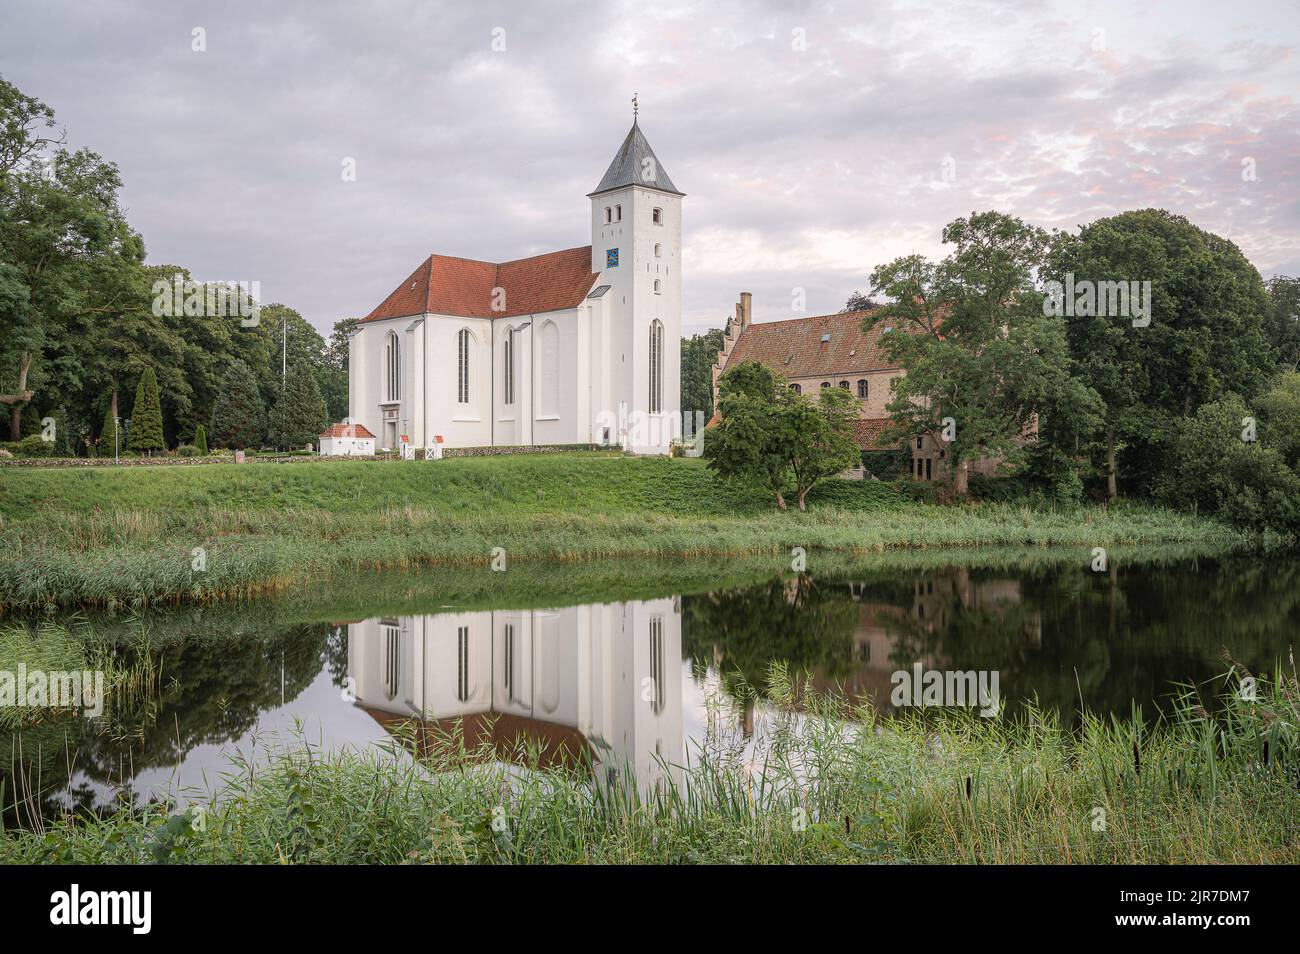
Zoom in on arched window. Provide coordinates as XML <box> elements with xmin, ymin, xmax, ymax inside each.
<box><xmin>457</xmin><ymin>329</ymin><xmax>471</xmax><ymax>404</ymax></box>
<box><xmin>503</xmin><ymin>330</ymin><xmax>515</xmax><ymax>405</ymax></box>
<box><xmin>382</xmin><ymin>621</ymin><xmax>400</xmax><ymax>701</ymax></box>
<box><xmin>456</xmin><ymin>625</ymin><xmax>469</xmax><ymax>703</ymax></box>
<box><xmin>790</xmin><ymin>383</ymin><xmax>801</xmax><ymax>394</ymax></box>
<box><xmin>384</xmin><ymin>331</ymin><xmax>400</xmax><ymax>403</ymax></box>
<box><xmin>649</xmin><ymin>320</ymin><xmax>664</xmax><ymax>414</ymax></box>
<box><xmin>539</xmin><ymin>320</ymin><xmax>559</xmax><ymax>416</ymax></box>
<box><xmin>838</xmin><ymin>380</ymin><xmax>849</xmax><ymax>389</ymax></box>
<box><xmin>820</xmin><ymin>381</ymin><xmax>830</xmax><ymax>389</ymax></box>
<box><xmin>649</xmin><ymin>616</ymin><xmax>665</xmax><ymax>715</ymax></box>
<box><xmin>857</xmin><ymin>379</ymin><xmax>868</xmax><ymax>399</ymax></box>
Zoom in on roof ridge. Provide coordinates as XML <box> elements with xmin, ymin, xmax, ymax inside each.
<box><xmin>743</xmin><ymin>310</ymin><xmax>874</xmax><ymax>328</ymax></box>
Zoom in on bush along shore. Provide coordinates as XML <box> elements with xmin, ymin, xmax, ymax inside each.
<box><xmin>4</xmin><ymin>668</ymin><xmax>1296</xmax><ymax>864</ymax></box>
<box><xmin>0</xmin><ymin>453</ymin><xmax>1249</xmax><ymax>612</ymax></box>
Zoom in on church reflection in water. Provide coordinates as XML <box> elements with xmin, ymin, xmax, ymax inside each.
<box><xmin>347</xmin><ymin>599</ymin><xmax>684</xmax><ymax>792</ymax></box>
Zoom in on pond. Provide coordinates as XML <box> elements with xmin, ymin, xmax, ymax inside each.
<box><xmin>3</xmin><ymin>549</ymin><xmax>1297</xmax><ymax>827</ymax></box>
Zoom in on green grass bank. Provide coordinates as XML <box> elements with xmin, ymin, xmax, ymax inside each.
<box><xmin>0</xmin><ymin>452</ymin><xmax>1244</xmax><ymax>612</ymax></box>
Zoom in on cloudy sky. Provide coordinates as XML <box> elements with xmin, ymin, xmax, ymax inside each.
<box><xmin>2</xmin><ymin>0</ymin><xmax>1297</xmax><ymax>336</ymax></box>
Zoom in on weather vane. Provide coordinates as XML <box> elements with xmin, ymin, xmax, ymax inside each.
<box><xmin>633</xmin><ymin>93</ymin><xmax>639</xmax><ymax>119</ymax></box>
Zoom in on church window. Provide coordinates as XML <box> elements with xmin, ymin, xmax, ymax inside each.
<box><xmin>857</xmin><ymin>379</ymin><xmax>868</xmax><ymax>399</ymax></box>
<box><xmin>503</xmin><ymin>330</ymin><xmax>514</xmax><ymax>405</ymax></box>
<box><xmin>654</xmin><ymin>243</ymin><xmax>662</xmax><ymax>257</ymax></box>
<box><xmin>456</xmin><ymin>626</ymin><xmax>469</xmax><ymax>702</ymax></box>
<box><xmin>790</xmin><ymin>383</ymin><xmax>801</xmax><ymax>394</ymax></box>
<box><xmin>838</xmin><ymin>380</ymin><xmax>849</xmax><ymax>389</ymax></box>
<box><xmin>649</xmin><ymin>320</ymin><xmax>664</xmax><ymax>414</ymax></box>
<box><xmin>820</xmin><ymin>381</ymin><xmax>830</xmax><ymax>389</ymax></box>
<box><xmin>539</xmin><ymin>320</ymin><xmax>560</xmax><ymax>416</ymax></box>
<box><xmin>384</xmin><ymin>331</ymin><xmax>400</xmax><ymax>403</ymax></box>
<box><xmin>457</xmin><ymin>329</ymin><xmax>471</xmax><ymax>404</ymax></box>
<box><xmin>652</xmin><ymin>207</ymin><xmax>663</xmax><ymax>225</ymax></box>
<box><xmin>917</xmin><ymin>437</ymin><xmax>923</xmax><ymax>449</ymax></box>
<box><xmin>653</xmin><ymin>279</ymin><xmax>662</xmax><ymax>295</ymax></box>
<box><xmin>614</xmin><ymin>204</ymin><xmax>622</xmax><ymax>222</ymax></box>
<box><xmin>604</xmin><ymin>206</ymin><xmax>611</xmax><ymax>224</ymax></box>
<box><xmin>382</xmin><ymin>621</ymin><xmax>400</xmax><ymax>701</ymax></box>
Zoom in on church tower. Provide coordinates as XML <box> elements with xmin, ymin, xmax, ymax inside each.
<box><xmin>589</xmin><ymin>114</ymin><xmax>683</xmax><ymax>452</ymax></box>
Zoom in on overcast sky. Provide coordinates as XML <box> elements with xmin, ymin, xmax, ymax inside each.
<box><xmin>2</xmin><ymin>0</ymin><xmax>1297</xmax><ymax>336</ymax></box>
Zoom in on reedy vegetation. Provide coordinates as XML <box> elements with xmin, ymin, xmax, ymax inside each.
<box><xmin>4</xmin><ymin>667</ymin><xmax>1296</xmax><ymax>864</ymax></box>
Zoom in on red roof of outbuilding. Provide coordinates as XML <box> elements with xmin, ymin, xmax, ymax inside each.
<box><xmin>320</xmin><ymin>423</ymin><xmax>376</xmax><ymax>439</ymax></box>
<box><xmin>362</xmin><ymin>246</ymin><xmax>600</xmax><ymax>322</ymax></box>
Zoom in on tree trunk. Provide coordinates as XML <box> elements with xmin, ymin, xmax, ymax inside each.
<box><xmin>774</xmin><ymin>490</ymin><xmax>787</xmax><ymax>510</ymax></box>
<box><xmin>953</xmin><ymin>458</ymin><xmax>969</xmax><ymax>496</ymax></box>
<box><xmin>1105</xmin><ymin>428</ymin><xmax>1118</xmax><ymax>501</ymax></box>
<box><xmin>797</xmin><ymin>487</ymin><xmax>810</xmax><ymax>511</ymax></box>
<box><xmin>2</xmin><ymin>352</ymin><xmax>33</xmax><ymax>441</ymax></box>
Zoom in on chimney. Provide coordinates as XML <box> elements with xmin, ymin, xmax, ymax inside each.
<box><xmin>738</xmin><ymin>291</ymin><xmax>752</xmax><ymax>329</ymax></box>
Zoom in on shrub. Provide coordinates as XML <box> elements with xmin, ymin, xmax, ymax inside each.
<box><xmin>176</xmin><ymin>444</ymin><xmax>198</xmax><ymax>457</ymax></box>
<box><xmin>193</xmin><ymin>424</ymin><xmax>208</xmax><ymax>456</ymax></box>
<box><xmin>15</xmin><ymin>434</ymin><xmax>54</xmax><ymax>457</ymax></box>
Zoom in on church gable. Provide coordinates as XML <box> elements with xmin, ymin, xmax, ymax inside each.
<box><xmin>362</xmin><ymin>247</ymin><xmax>599</xmax><ymax>322</ymax></box>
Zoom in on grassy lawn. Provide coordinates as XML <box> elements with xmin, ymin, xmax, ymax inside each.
<box><xmin>0</xmin><ymin>451</ymin><xmax>1243</xmax><ymax>611</ymax></box>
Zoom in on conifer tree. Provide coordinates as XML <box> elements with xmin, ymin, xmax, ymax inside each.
<box><xmin>127</xmin><ymin>366</ymin><xmax>165</xmax><ymax>454</ymax></box>
<box><xmin>209</xmin><ymin>359</ymin><xmax>265</xmax><ymax>450</ymax></box>
<box><xmin>268</xmin><ymin>360</ymin><xmax>329</xmax><ymax>449</ymax></box>
<box><xmin>193</xmin><ymin>423</ymin><xmax>208</xmax><ymax>455</ymax></box>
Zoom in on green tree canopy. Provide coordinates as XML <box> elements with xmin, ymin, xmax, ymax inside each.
<box><xmin>867</xmin><ymin>211</ymin><xmax>1101</xmax><ymax>495</ymax></box>
<box><xmin>209</xmin><ymin>359</ymin><xmax>265</xmax><ymax>450</ymax></box>
<box><xmin>268</xmin><ymin>360</ymin><xmax>328</xmax><ymax>449</ymax></box>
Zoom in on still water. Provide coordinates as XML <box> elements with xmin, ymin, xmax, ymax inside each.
<box><xmin>3</xmin><ymin>552</ymin><xmax>1297</xmax><ymax>826</ymax></box>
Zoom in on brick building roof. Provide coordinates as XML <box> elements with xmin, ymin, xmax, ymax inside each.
<box><xmin>722</xmin><ymin>310</ymin><xmax>898</xmax><ymax>380</ymax></box>
<box><xmin>361</xmin><ymin>246</ymin><xmax>600</xmax><ymax>322</ymax></box>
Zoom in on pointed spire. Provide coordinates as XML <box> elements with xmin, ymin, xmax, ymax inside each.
<box><xmin>589</xmin><ymin>118</ymin><xmax>683</xmax><ymax>197</ymax></box>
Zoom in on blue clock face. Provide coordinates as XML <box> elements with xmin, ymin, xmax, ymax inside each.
<box><xmin>606</xmin><ymin>248</ymin><xmax>619</xmax><ymax>268</ymax></box>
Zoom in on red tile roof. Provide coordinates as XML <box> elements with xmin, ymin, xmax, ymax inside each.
<box><xmin>320</xmin><ymin>422</ymin><xmax>376</xmax><ymax>439</ymax></box>
<box><xmin>362</xmin><ymin>246</ymin><xmax>600</xmax><ymax>322</ymax></box>
<box><xmin>723</xmin><ymin>310</ymin><xmax>898</xmax><ymax>379</ymax></box>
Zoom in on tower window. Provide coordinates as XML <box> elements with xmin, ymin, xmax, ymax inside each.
<box><xmin>614</xmin><ymin>204</ymin><xmax>622</xmax><ymax>222</ymax></box>
<box><xmin>653</xmin><ymin>279</ymin><xmax>661</xmax><ymax>295</ymax></box>
<box><xmin>857</xmin><ymin>379</ymin><xmax>868</xmax><ymax>399</ymax></box>
<box><xmin>649</xmin><ymin>320</ymin><xmax>664</xmax><ymax>414</ymax></box>
<box><xmin>652</xmin><ymin>207</ymin><xmax>663</xmax><ymax>225</ymax></box>
<box><xmin>654</xmin><ymin>243</ymin><xmax>662</xmax><ymax>258</ymax></box>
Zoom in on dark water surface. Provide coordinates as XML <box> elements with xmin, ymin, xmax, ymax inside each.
<box><xmin>3</xmin><ymin>551</ymin><xmax>1297</xmax><ymax>826</ymax></box>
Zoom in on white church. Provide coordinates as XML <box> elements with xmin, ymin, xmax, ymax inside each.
<box><xmin>347</xmin><ymin>118</ymin><xmax>683</xmax><ymax>456</ymax></box>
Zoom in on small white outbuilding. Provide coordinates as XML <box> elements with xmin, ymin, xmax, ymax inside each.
<box><xmin>319</xmin><ymin>421</ymin><xmax>376</xmax><ymax>456</ymax></box>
